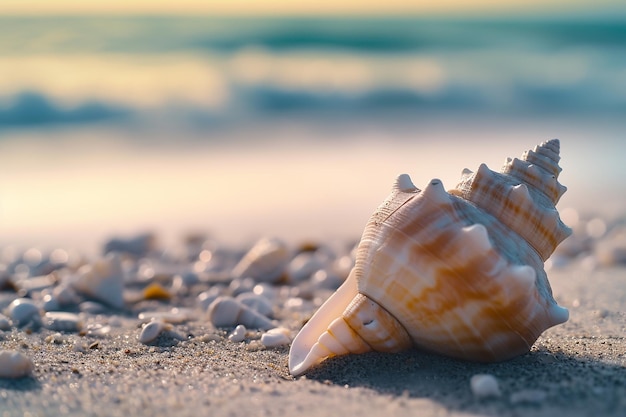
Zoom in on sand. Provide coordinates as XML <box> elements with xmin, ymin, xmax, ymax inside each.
<box><xmin>0</xmin><ymin>261</ymin><xmax>624</xmax><ymax>417</ymax></box>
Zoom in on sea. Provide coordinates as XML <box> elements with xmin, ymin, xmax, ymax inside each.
<box><xmin>0</xmin><ymin>16</ymin><xmax>625</xmax><ymax>252</ymax></box>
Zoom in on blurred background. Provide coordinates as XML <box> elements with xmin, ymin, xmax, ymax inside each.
<box><xmin>0</xmin><ymin>1</ymin><xmax>625</xmax><ymax>253</ymax></box>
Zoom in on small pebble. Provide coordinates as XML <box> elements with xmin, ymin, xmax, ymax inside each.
<box><xmin>138</xmin><ymin>319</ymin><xmax>171</xmax><ymax>344</ymax></box>
<box><xmin>72</xmin><ymin>342</ymin><xmax>87</xmax><ymax>352</ymax></box>
<box><xmin>53</xmin><ymin>284</ymin><xmax>81</xmax><ymax>306</ymax></box>
<box><xmin>79</xmin><ymin>301</ymin><xmax>108</xmax><ymax>314</ymax></box>
<box><xmin>0</xmin><ymin>350</ymin><xmax>34</xmax><ymax>378</ymax></box>
<box><xmin>286</xmin><ymin>252</ymin><xmax>327</xmax><ymax>283</ymax></box>
<box><xmin>235</xmin><ymin>292</ymin><xmax>274</xmax><ymax>317</ymax></box>
<box><xmin>470</xmin><ymin>374</ymin><xmax>501</xmax><ymax>399</ymax></box>
<box><xmin>85</xmin><ymin>323</ymin><xmax>111</xmax><ymax>338</ymax></box>
<box><xmin>43</xmin><ymin>311</ymin><xmax>83</xmax><ymax>332</ymax></box>
<box><xmin>228</xmin><ymin>324</ymin><xmax>247</xmax><ymax>343</ymax></box>
<box><xmin>6</xmin><ymin>298</ymin><xmax>41</xmax><ymax>327</ymax></box>
<box><xmin>208</xmin><ymin>296</ymin><xmax>275</xmax><ymax>330</ymax></box>
<box><xmin>0</xmin><ymin>314</ymin><xmax>12</xmax><ymax>331</ymax></box>
<box><xmin>42</xmin><ymin>294</ymin><xmax>61</xmax><ymax>312</ymax></box>
<box><xmin>72</xmin><ymin>253</ymin><xmax>125</xmax><ymax>309</ymax></box>
<box><xmin>197</xmin><ymin>287</ymin><xmax>224</xmax><ymax>311</ymax></box>
<box><xmin>138</xmin><ymin>308</ymin><xmax>192</xmax><ymax>324</ymax></box>
<box><xmin>45</xmin><ymin>332</ymin><xmax>67</xmax><ymax>344</ymax></box>
<box><xmin>143</xmin><ymin>282</ymin><xmax>171</xmax><ymax>300</ymax></box>
<box><xmin>260</xmin><ymin>327</ymin><xmax>291</xmax><ymax>348</ymax></box>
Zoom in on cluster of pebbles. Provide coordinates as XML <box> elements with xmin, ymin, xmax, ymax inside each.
<box><xmin>550</xmin><ymin>209</ymin><xmax>626</xmax><ymax>269</ymax></box>
<box><xmin>0</xmin><ymin>233</ymin><xmax>355</xmax><ymax>379</ymax></box>
<box><xmin>0</xmin><ymin>208</ymin><xmax>623</xmax><ymax>380</ymax></box>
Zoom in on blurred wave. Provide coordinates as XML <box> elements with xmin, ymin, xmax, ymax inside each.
<box><xmin>0</xmin><ymin>16</ymin><xmax>624</xmax><ymax>132</ymax></box>
<box><xmin>0</xmin><ymin>91</ymin><xmax>130</xmax><ymax>128</ymax></box>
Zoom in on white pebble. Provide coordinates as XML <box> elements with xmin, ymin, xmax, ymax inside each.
<box><xmin>260</xmin><ymin>327</ymin><xmax>291</xmax><ymax>348</ymax></box>
<box><xmin>138</xmin><ymin>308</ymin><xmax>193</xmax><ymax>324</ymax></box>
<box><xmin>85</xmin><ymin>323</ymin><xmax>111</xmax><ymax>338</ymax></box>
<box><xmin>138</xmin><ymin>319</ymin><xmax>170</xmax><ymax>344</ymax></box>
<box><xmin>71</xmin><ymin>253</ymin><xmax>125</xmax><ymax>309</ymax></box>
<box><xmin>79</xmin><ymin>301</ymin><xmax>108</xmax><ymax>314</ymax></box>
<box><xmin>43</xmin><ymin>312</ymin><xmax>83</xmax><ymax>332</ymax></box>
<box><xmin>42</xmin><ymin>294</ymin><xmax>61</xmax><ymax>312</ymax></box>
<box><xmin>45</xmin><ymin>332</ymin><xmax>67</xmax><ymax>344</ymax></box>
<box><xmin>197</xmin><ymin>287</ymin><xmax>224</xmax><ymax>311</ymax></box>
<box><xmin>235</xmin><ymin>292</ymin><xmax>274</xmax><ymax>317</ymax></box>
<box><xmin>0</xmin><ymin>314</ymin><xmax>12</xmax><ymax>331</ymax></box>
<box><xmin>53</xmin><ymin>284</ymin><xmax>81</xmax><ymax>306</ymax></box>
<box><xmin>208</xmin><ymin>296</ymin><xmax>275</xmax><ymax>330</ymax></box>
<box><xmin>470</xmin><ymin>374</ymin><xmax>501</xmax><ymax>399</ymax></box>
<box><xmin>286</xmin><ymin>252</ymin><xmax>327</xmax><ymax>283</ymax></box>
<box><xmin>228</xmin><ymin>324</ymin><xmax>247</xmax><ymax>343</ymax></box>
<box><xmin>0</xmin><ymin>350</ymin><xmax>34</xmax><ymax>378</ymax></box>
<box><xmin>6</xmin><ymin>298</ymin><xmax>41</xmax><ymax>327</ymax></box>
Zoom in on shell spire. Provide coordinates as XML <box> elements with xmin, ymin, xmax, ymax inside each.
<box><xmin>289</xmin><ymin>140</ymin><xmax>572</xmax><ymax>376</ymax></box>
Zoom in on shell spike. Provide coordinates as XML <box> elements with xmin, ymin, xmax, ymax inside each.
<box><xmin>394</xmin><ymin>174</ymin><xmax>418</xmax><ymax>193</ymax></box>
<box><xmin>422</xmin><ymin>178</ymin><xmax>450</xmax><ymax>206</ymax></box>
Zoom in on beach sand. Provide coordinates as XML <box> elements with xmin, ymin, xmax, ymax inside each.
<box><xmin>0</xmin><ymin>257</ymin><xmax>624</xmax><ymax>417</ymax></box>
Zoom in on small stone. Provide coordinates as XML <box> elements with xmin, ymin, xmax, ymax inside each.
<box><xmin>235</xmin><ymin>293</ymin><xmax>274</xmax><ymax>317</ymax></box>
<box><xmin>0</xmin><ymin>314</ymin><xmax>12</xmax><ymax>331</ymax></box>
<box><xmin>0</xmin><ymin>350</ymin><xmax>34</xmax><ymax>378</ymax></box>
<box><xmin>43</xmin><ymin>311</ymin><xmax>83</xmax><ymax>332</ymax></box>
<box><xmin>42</xmin><ymin>294</ymin><xmax>61</xmax><ymax>312</ymax></box>
<box><xmin>6</xmin><ymin>298</ymin><xmax>41</xmax><ymax>327</ymax></box>
<box><xmin>143</xmin><ymin>283</ymin><xmax>171</xmax><ymax>300</ymax></box>
<box><xmin>137</xmin><ymin>308</ymin><xmax>192</xmax><ymax>324</ymax></box>
<box><xmin>228</xmin><ymin>324</ymin><xmax>247</xmax><ymax>343</ymax></box>
<box><xmin>71</xmin><ymin>253</ymin><xmax>125</xmax><ymax>309</ymax></box>
<box><xmin>208</xmin><ymin>296</ymin><xmax>275</xmax><ymax>330</ymax></box>
<box><xmin>79</xmin><ymin>301</ymin><xmax>108</xmax><ymax>314</ymax></box>
<box><xmin>138</xmin><ymin>319</ymin><xmax>171</xmax><ymax>345</ymax></box>
<box><xmin>85</xmin><ymin>323</ymin><xmax>111</xmax><ymax>338</ymax></box>
<box><xmin>45</xmin><ymin>332</ymin><xmax>66</xmax><ymax>344</ymax></box>
<box><xmin>260</xmin><ymin>327</ymin><xmax>291</xmax><ymax>348</ymax></box>
<box><xmin>470</xmin><ymin>374</ymin><xmax>501</xmax><ymax>399</ymax></box>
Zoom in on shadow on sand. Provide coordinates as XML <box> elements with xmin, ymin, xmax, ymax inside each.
<box><xmin>304</xmin><ymin>347</ymin><xmax>625</xmax><ymax>417</ymax></box>
<box><xmin>0</xmin><ymin>375</ymin><xmax>41</xmax><ymax>392</ymax></box>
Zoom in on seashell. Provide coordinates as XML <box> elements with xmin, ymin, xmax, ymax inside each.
<box><xmin>231</xmin><ymin>238</ymin><xmax>291</xmax><ymax>283</ymax></box>
<box><xmin>71</xmin><ymin>253</ymin><xmax>125</xmax><ymax>309</ymax></box>
<box><xmin>289</xmin><ymin>139</ymin><xmax>571</xmax><ymax>376</ymax></box>
<box><xmin>0</xmin><ymin>350</ymin><xmax>34</xmax><ymax>379</ymax></box>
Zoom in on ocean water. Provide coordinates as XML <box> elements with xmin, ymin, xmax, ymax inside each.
<box><xmin>0</xmin><ymin>16</ymin><xmax>625</xmax><ymax>251</ymax></box>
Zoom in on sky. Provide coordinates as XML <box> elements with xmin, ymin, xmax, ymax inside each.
<box><xmin>1</xmin><ymin>0</ymin><xmax>625</xmax><ymax>16</ymax></box>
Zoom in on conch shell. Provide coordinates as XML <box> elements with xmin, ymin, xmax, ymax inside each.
<box><xmin>289</xmin><ymin>139</ymin><xmax>571</xmax><ymax>376</ymax></box>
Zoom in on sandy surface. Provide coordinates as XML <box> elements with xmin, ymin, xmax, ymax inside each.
<box><xmin>0</xmin><ymin>260</ymin><xmax>624</xmax><ymax>417</ymax></box>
